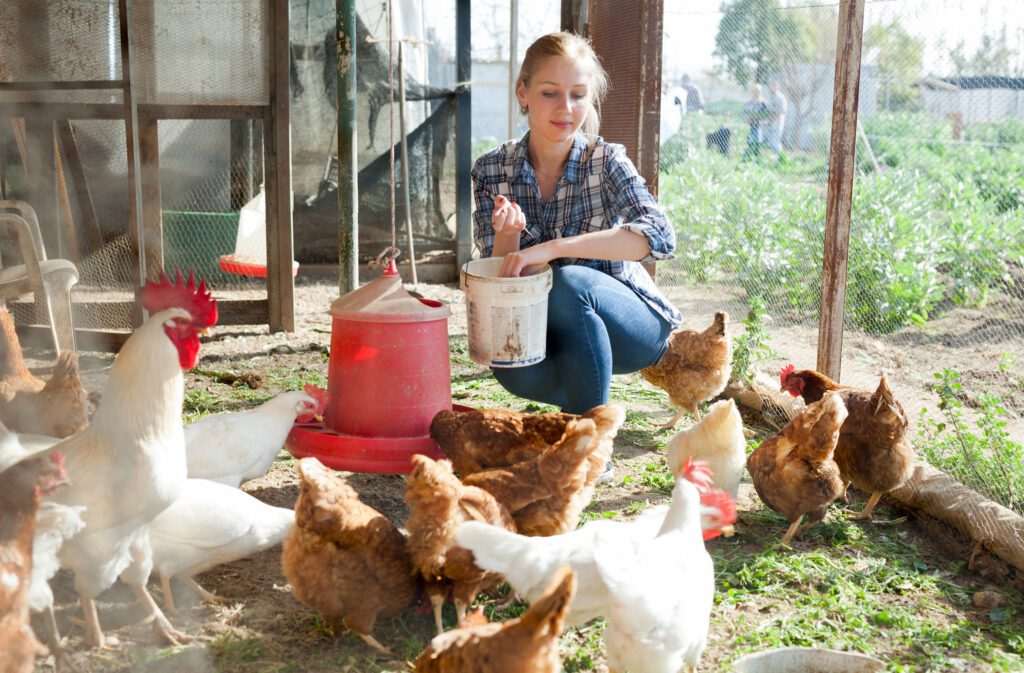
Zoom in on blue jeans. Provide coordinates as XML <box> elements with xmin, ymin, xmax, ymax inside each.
<box><xmin>492</xmin><ymin>265</ymin><xmax>673</xmax><ymax>414</ymax></box>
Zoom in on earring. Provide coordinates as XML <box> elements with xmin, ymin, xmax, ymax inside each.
<box><xmin>520</xmin><ymin>104</ymin><xmax>528</xmax><ymax>114</ymax></box>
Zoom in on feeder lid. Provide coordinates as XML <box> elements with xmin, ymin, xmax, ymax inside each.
<box><xmin>329</xmin><ymin>260</ymin><xmax>450</xmax><ymax>323</ymax></box>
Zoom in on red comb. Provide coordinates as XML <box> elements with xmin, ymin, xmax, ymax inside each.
<box><xmin>305</xmin><ymin>384</ymin><xmax>328</xmax><ymax>414</ymax></box>
<box><xmin>297</xmin><ymin>384</ymin><xmax>328</xmax><ymax>423</ymax></box>
<box><xmin>700</xmin><ymin>489</ymin><xmax>737</xmax><ymax>541</ymax></box>
<box><xmin>138</xmin><ymin>270</ymin><xmax>218</xmax><ymax>328</ymax></box>
<box><xmin>780</xmin><ymin>363</ymin><xmax>796</xmax><ymax>387</ymax></box>
<box><xmin>682</xmin><ymin>457</ymin><xmax>714</xmax><ymax>492</ymax></box>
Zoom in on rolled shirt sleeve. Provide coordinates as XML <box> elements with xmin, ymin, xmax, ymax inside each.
<box><xmin>471</xmin><ymin>160</ymin><xmax>496</xmax><ymax>258</ymax></box>
<box><xmin>604</xmin><ymin>144</ymin><xmax>677</xmax><ymax>264</ymax></box>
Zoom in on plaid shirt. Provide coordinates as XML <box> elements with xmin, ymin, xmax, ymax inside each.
<box><xmin>472</xmin><ymin>131</ymin><xmax>682</xmax><ymax>326</ymax></box>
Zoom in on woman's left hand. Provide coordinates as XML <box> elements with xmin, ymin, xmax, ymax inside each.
<box><xmin>499</xmin><ymin>241</ymin><xmax>556</xmax><ymax>278</ymax></box>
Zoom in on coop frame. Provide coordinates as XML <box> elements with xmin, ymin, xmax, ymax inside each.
<box><xmin>0</xmin><ymin>0</ymin><xmax>295</xmax><ymax>351</ymax></box>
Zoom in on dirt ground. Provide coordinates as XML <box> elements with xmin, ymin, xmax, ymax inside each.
<box><xmin>21</xmin><ymin>277</ymin><xmax>1024</xmax><ymax>673</ymax></box>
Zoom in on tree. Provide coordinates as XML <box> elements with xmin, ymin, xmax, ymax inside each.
<box><xmin>865</xmin><ymin>18</ymin><xmax>925</xmax><ymax>110</ymax></box>
<box><xmin>714</xmin><ymin>0</ymin><xmax>812</xmax><ymax>87</ymax></box>
<box><xmin>949</xmin><ymin>27</ymin><xmax>1023</xmax><ymax>77</ymax></box>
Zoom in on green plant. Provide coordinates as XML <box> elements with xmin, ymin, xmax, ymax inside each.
<box><xmin>731</xmin><ymin>294</ymin><xmax>778</xmax><ymax>385</ymax></box>
<box><xmin>916</xmin><ymin>369</ymin><xmax>1024</xmax><ymax>513</ymax></box>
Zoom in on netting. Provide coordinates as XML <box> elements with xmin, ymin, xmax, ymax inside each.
<box><xmin>658</xmin><ymin>0</ymin><xmax>1024</xmax><ymax>514</ymax></box>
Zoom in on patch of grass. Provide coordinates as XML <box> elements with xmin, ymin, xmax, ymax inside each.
<box><xmin>560</xmin><ymin>621</ymin><xmax>607</xmax><ymax>673</ymax></box>
<box><xmin>713</xmin><ymin>508</ymin><xmax>1024</xmax><ymax>671</ymax></box>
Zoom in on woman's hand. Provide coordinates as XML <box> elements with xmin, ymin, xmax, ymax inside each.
<box><xmin>499</xmin><ymin>241</ymin><xmax>556</xmax><ymax>278</ymax></box>
<box><xmin>492</xmin><ymin>195</ymin><xmax>526</xmax><ymax>237</ymax></box>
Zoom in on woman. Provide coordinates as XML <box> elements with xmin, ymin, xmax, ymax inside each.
<box><xmin>471</xmin><ymin>33</ymin><xmax>682</xmax><ymax>478</ymax></box>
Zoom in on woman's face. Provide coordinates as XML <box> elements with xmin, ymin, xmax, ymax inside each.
<box><xmin>517</xmin><ymin>56</ymin><xmax>592</xmax><ymax>146</ymax></box>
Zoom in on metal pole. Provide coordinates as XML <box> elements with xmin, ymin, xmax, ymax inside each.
<box><xmin>817</xmin><ymin>0</ymin><xmax>866</xmax><ymax>381</ymax></box>
<box><xmin>508</xmin><ymin>0</ymin><xmax>518</xmax><ymax>139</ymax></box>
<box><xmin>455</xmin><ymin>0</ymin><xmax>472</xmax><ymax>269</ymax></box>
<box><xmin>337</xmin><ymin>0</ymin><xmax>359</xmax><ymax>294</ymax></box>
<box><xmin>398</xmin><ymin>42</ymin><xmax>417</xmax><ymax>284</ymax></box>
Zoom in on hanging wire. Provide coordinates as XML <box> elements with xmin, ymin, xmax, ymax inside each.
<box><xmin>370</xmin><ymin>0</ymin><xmax>401</xmax><ymax>271</ymax></box>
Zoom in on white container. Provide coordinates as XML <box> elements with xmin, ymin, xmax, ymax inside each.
<box><xmin>734</xmin><ymin>648</ymin><xmax>885</xmax><ymax>673</ymax></box>
<box><xmin>460</xmin><ymin>257</ymin><xmax>552</xmax><ymax>368</ymax></box>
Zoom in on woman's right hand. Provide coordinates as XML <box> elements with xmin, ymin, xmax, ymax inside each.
<box><xmin>492</xmin><ymin>195</ymin><xmax>526</xmax><ymax>237</ymax></box>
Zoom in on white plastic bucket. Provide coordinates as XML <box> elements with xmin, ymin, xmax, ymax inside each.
<box><xmin>460</xmin><ymin>258</ymin><xmax>552</xmax><ymax>368</ymax></box>
<box><xmin>734</xmin><ymin>648</ymin><xmax>885</xmax><ymax>673</ymax></box>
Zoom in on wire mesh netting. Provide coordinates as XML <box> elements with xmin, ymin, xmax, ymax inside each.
<box><xmin>658</xmin><ymin>0</ymin><xmax>1024</xmax><ymax>513</ymax></box>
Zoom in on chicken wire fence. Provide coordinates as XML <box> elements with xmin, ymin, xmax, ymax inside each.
<box><xmin>0</xmin><ymin>0</ymin><xmax>276</xmax><ymax>333</ymax></box>
<box><xmin>658</xmin><ymin>0</ymin><xmax>1024</xmax><ymax>510</ymax></box>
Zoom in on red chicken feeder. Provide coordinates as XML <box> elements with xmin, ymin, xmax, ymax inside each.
<box><xmin>285</xmin><ymin>260</ymin><xmax>458</xmax><ymax>474</ymax></box>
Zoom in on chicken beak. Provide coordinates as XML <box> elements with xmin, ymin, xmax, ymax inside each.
<box><xmin>721</xmin><ymin>525</ymin><xmax>735</xmax><ymax>538</ymax></box>
<box><xmin>197</xmin><ymin>327</ymin><xmax>211</xmax><ymax>337</ymax></box>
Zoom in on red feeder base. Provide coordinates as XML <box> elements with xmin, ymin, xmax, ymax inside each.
<box><xmin>285</xmin><ymin>405</ymin><xmax>473</xmax><ymax>474</ymax></box>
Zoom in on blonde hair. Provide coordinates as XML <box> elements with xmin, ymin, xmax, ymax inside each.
<box><xmin>517</xmin><ymin>32</ymin><xmax>609</xmax><ymax>136</ymax></box>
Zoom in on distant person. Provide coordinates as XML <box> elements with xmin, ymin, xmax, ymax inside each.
<box><xmin>660</xmin><ymin>82</ymin><xmax>687</xmax><ymax>145</ymax></box>
<box><xmin>680</xmin><ymin>74</ymin><xmax>704</xmax><ymax>113</ymax></box>
<box><xmin>765</xmin><ymin>80</ymin><xmax>788</xmax><ymax>158</ymax></box>
<box><xmin>743</xmin><ymin>84</ymin><xmax>768</xmax><ymax>158</ymax></box>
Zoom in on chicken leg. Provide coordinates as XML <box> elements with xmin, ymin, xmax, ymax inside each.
<box><xmin>184</xmin><ymin>576</ymin><xmax>229</xmax><ymax>605</ymax></box>
<box><xmin>129</xmin><ymin>583</ymin><xmax>191</xmax><ymax>645</ymax></box>
<box><xmin>356</xmin><ymin>632</ymin><xmax>392</xmax><ymax>655</ymax></box>
<box><xmin>161</xmin><ymin>574</ymin><xmax>178</xmax><ymax>616</ymax></box>
<box><xmin>43</xmin><ymin>605</ymin><xmax>79</xmax><ymax>672</ymax></box>
<box><xmin>780</xmin><ymin>515</ymin><xmax>805</xmax><ymax>546</ymax></box>
<box><xmin>847</xmin><ymin>492</ymin><xmax>883</xmax><ymax>521</ymax></box>
<box><xmin>80</xmin><ymin>595</ymin><xmax>118</xmax><ymax>649</ymax></box>
<box><xmin>658</xmin><ymin>408</ymin><xmax>689</xmax><ymax>431</ymax></box>
<box><xmin>427</xmin><ymin>585</ymin><xmax>446</xmax><ymax>635</ymax></box>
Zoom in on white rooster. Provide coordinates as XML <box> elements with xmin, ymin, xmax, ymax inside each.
<box><xmin>184</xmin><ymin>389</ymin><xmax>319</xmax><ymax>487</ymax></box>
<box><xmin>666</xmin><ymin>398</ymin><xmax>747</xmax><ymax>498</ymax></box>
<box><xmin>149</xmin><ymin>478</ymin><xmax>293</xmax><ymax>614</ymax></box>
<box><xmin>45</xmin><ymin>271</ymin><xmax>217</xmax><ymax>647</ymax></box>
<box><xmin>454</xmin><ymin>460</ymin><xmax>734</xmax><ymax>628</ymax></box>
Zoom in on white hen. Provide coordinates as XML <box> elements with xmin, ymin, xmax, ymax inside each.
<box><xmin>666</xmin><ymin>398</ymin><xmax>746</xmax><ymax>498</ymax></box>
<box><xmin>454</xmin><ymin>461</ymin><xmax>734</xmax><ymax>628</ymax></box>
<box><xmin>595</xmin><ymin>476</ymin><xmax>714</xmax><ymax>673</ymax></box>
<box><xmin>149</xmin><ymin>478</ymin><xmax>293</xmax><ymax>613</ymax></box>
<box><xmin>185</xmin><ymin>390</ymin><xmax>316</xmax><ymax>487</ymax></box>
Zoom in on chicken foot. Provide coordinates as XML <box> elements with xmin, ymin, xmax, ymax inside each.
<box><xmin>184</xmin><ymin>576</ymin><xmax>229</xmax><ymax>605</ymax></box>
<box><xmin>79</xmin><ymin>595</ymin><xmax>121</xmax><ymax>649</ymax></box>
<box><xmin>130</xmin><ymin>583</ymin><xmax>191</xmax><ymax>645</ymax></box>
<box><xmin>658</xmin><ymin>408</ymin><xmax>690</xmax><ymax>431</ymax></box>
<box><xmin>355</xmin><ymin>631</ymin><xmax>392</xmax><ymax>655</ymax></box>
<box><xmin>43</xmin><ymin>605</ymin><xmax>79</xmax><ymax>672</ymax></box>
<box><xmin>780</xmin><ymin>515</ymin><xmax>806</xmax><ymax>546</ymax></box>
<box><xmin>845</xmin><ymin>491</ymin><xmax>883</xmax><ymax>520</ymax></box>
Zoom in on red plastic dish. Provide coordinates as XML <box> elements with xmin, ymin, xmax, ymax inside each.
<box><xmin>284</xmin><ymin>404</ymin><xmax>474</xmax><ymax>474</ymax></box>
<box><xmin>219</xmin><ymin>254</ymin><xmax>300</xmax><ymax>278</ymax></box>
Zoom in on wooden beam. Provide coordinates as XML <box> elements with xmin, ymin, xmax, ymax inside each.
<box><xmin>117</xmin><ymin>0</ymin><xmax>146</xmax><ymax>328</ymax></box>
<box><xmin>265</xmin><ymin>0</ymin><xmax>295</xmax><ymax>332</ymax></box>
<box><xmin>139</xmin><ymin>115</ymin><xmax>163</xmax><ymax>276</ymax></box>
<box><xmin>11</xmin><ymin>299</ymin><xmax>269</xmax><ymax>331</ymax></box>
<box><xmin>817</xmin><ymin>0</ymin><xmax>866</xmax><ymax>382</ymax></box>
<box><xmin>55</xmin><ymin>121</ymin><xmax>104</xmax><ymax>257</ymax></box>
<box><xmin>336</xmin><ymin>0</ymin><xmax>359</xmax><ymax>294</ymax></box>
<box><xmin>23</xmin><ymin>118</ymin><xmax>57</xmax><ymax>256</ymax></box>
<box><xmin>455</xmin><ymin>0</ymin><xmax>472</xmax><ymax>269</ymax></box>
<box><xmin>0</xmin><ymin>102</ymin><xmax>266</xmax><ymax>121</ymax></box>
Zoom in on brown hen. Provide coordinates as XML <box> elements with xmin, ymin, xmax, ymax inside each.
<box><xmin>282</xmin><ymin>457</ymin><xmax>418</xmax><ymax>654</ymax></box>
<box><xmin>0</xmin><ymin>308</ymin><xmax>89</xmax><ymax>438</ymax></box>
<box><xmin>641</xmin><ymin>311</ymin><xmax>732</xmax><ymax>429</ymax></box>
<box><xmin>405</xmin><ymin>455</ymin><xmax>516</xmax><ymax>635</ymax></box>
<box><xmin>747</xmin><ymin>391</ymin><xmax>848</xmax><ymax>545</ymax></box>
<box><xmin>0</xmin><ymin>451</ymin><xmax>67</xmax><ymax>673</ymax></box>
<box><xmin>462</xmin><ymin>417</ymin><xmax>604</xmax><ymax>536</ymax></box>
<box><xmin>781</xmin><ymin>366</ymin><xmax>915</xmax><ymax>520</ymax></box>
<box><xmin>413</xmin><ymin>566</ymin><xmax>576</xmax><ymax>673</ymax></box>
<box><xmin>431</xmin><ymin>404</ymin><xmax>624</xmax><ymax>478</ymax></box>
